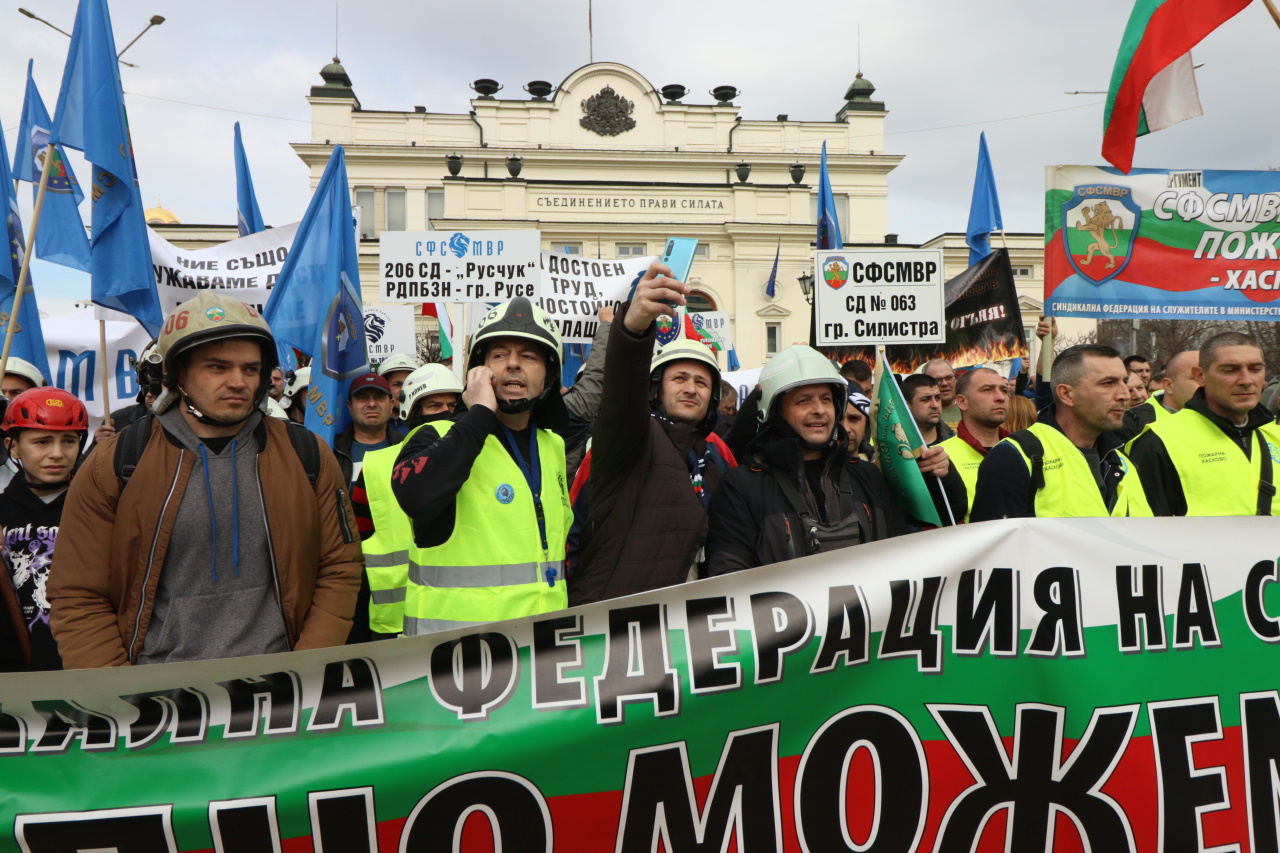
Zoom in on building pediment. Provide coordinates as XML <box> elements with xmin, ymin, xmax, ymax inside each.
<box><xmin>757</xmin><ymin>303</ymin><xmax>792</xmax><ymax>317</ymax></box>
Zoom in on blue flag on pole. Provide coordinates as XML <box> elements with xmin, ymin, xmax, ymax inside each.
<box><xmin>0</xmin><ymin>121</ymin><xmax>53</xmax><ymax>384</ymax></box>
<box><xmin>14</xmin><ymin>60</ymin><xmax>91</xmax><ymax>273</ymax></box>
<box><xmin>965</xmin><ymin>131</ymin><xmax>1004</xmax><ymax>267</ymax></box>
<box><xmin>817</xmin><ymin>141</ymin><xmax>843</xmax><ymax>251</ymax></box>
<box><xmin>263</xmin><ymin>146</ymin><xmax>368</xmax><ymax>445</ymax></box>
<box><xmin>234</xmin><ymin>122</ymin><xmax>265</xmax><ymax>237</ymax></box>
<box><xmin>764</xmin><ymin>238</ymin><xmax>781</xmax><ymax>298</ymax></box>
<box><xmin>49</xmin><ymin>0</ymin><xmax>162</xmax><ymax>336</ymax></box>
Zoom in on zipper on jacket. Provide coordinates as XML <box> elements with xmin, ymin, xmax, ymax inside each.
<box><xmin>127</xmin><ymin>449</ymin><xmax>186</xmax><ymax>663</ymax></box>
<box><xmin>335</xmin><ymin>488</ymin><xmax>355</xmax><ymax>544</ymax></box>
<box><xmin>256</xmin><ymin>457</ymin><xmax>293</xmax><ymax>650</ymax></box>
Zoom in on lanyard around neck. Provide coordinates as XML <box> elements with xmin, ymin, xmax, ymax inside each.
<box><xmin>501</xmin><ymin>421</ymin><xmax>549</xmax><ymax>555</ymax></box>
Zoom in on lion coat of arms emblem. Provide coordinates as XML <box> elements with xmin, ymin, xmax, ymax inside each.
<box><xmin>580</xmin><ymin>86</ymin><xmax>636</xmax><ymax>137</ymax></box>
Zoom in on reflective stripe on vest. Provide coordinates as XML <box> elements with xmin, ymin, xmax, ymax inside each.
<box><xmin>408</xmin><ymin>560</ymin><xmax>565</xmax><ymax>589</ymax></box>
<box><xmin>1001</xmin><ymin>423</ymin><xmax>1150</xmax><ymax>518</ymax></box>
<box><xmin>937</xmin><ymin>435</ymin><xmax>985</xmax><ymax>522</ymax></box>
<box><xmin>403</xmin><ymin>419</ymin><xmax>570</xmax><ymax>635</ymax></box>
<box><xmin>361</xmin><ymin>438</ymin><xmax>416</xmax><ymax>634</ymax></box>
<box><xmin>1145</xmin><ymin>408</ymin><xmax>1280</xmax><ymax>516</ymax></box>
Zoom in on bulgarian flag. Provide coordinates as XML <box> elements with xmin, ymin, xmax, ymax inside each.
<box><xmin>421</xmin><ymin>302</ymin><xmax>453</xmax><ymax>359</ymax></box>
<box><xmin>1101</xmin><ymin>0</ymin><xmax>1251</xmax><ymax>173</ymax></box>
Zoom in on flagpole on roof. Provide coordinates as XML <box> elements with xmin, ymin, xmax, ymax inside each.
<box><xmin>0</xmin><ymin>155</ymin><xmax>53</xmax><ymax>380</ymax></box>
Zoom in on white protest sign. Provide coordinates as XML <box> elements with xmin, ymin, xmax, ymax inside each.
<box><xmin>536</xmin><ymin>251</ymin><xmax>655</xmax><ymax>342</ymax></box>
<box><xmin>814</xmin><ymin>248</ymin><xmax>945</xmax><ymax>347</ymax></box>
<box><xmin>380</xmin><ymin>231</ymin><xmax>541</xmax><ymax>303</ymax></box>
<box><xmin>363</xmin><ymin>304</ymin><xmax>417</xmax><ymax>362</ymax></box>
<box><xmin>42</xmin><ymin>308</ymin><xmax>152</xmax><ymax>433</ymax></box>
<box><xmin>148</xmin><ymin>223</ymin><xmax>299</xmax><ymax>316</ymax></box>
<box><xmin>689</xmin><ymin>311</ymin><xmax>731</xmax><ymax>349</ymax></box>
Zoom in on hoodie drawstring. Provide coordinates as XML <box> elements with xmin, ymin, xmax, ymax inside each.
<box><xmin>198</xmin><ymin>445</ymin><xmax>218</xmax><ymax>582</ymax></box>
<box><xmin>198</xmin><ymin>441</ymin><xmax>242</xmax><ymax>582</ymax></box>
<box><xmin>229</xmin><ymin>439</ymin><xmax>240</xmax><ymax>578</ymax></box>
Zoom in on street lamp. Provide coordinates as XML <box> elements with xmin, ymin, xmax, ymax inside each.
<box><xmin>18</xmin><ymin>8</ymin><xmax>164</xmax><ymax>67</ymax></box>
<box><xmin>797</xmin><ymin>271</ymin><xmax>815</xmax><ymax>304</ymax></box>
<box><xmin>797</xmin><ymin>271</ymin><xmax>816</xmax><ymax>347</ymax></box>
<box><xmin>117</xmin><ymin>15</ymin><xmax>165</xmax><ymax>59</ymax></box>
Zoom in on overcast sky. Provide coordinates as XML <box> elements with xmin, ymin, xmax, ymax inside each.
<box><xmin>4</xmin><ymin>0</ymin><xmax>1278</xmax><ymax>315</ymax></box>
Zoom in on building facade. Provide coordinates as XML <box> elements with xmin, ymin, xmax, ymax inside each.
<box><xmin>297</xmin><ymin>58</ymin><xmax>902</xmax><ymax>368</ymax></box>
<box><xmin>152</xmin><ymin>59</ymin><xmax>1056</xmax><ymax>371</ymax></box>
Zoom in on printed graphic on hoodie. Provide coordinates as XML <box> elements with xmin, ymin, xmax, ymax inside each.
<box><xmin>4</xmin><ymin>523</ymin><xmax>58</xmax><ymax>627</ymax></box>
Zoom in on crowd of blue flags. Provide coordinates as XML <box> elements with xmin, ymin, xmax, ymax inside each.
<box><xmin>48</xmin><ymin>0</ymin><xmax>162</xmax><ymax>336</ymax></box>
<box><xmin>0</xmin><ymin>120</ymin><xmax>53</xmax><ymax>383</ymax></box>
<box><xmin>3</xmin><ymin>0</ymin><xmax>1012</xmax><ymax>425</ymax></box>
<box><xmin>263</xmin><ymin>146</ymin><xmax>368</xmax><ymax>444</ymax></box>
<box><xmin>14</xmin><ymin>59</ymin><xmax>92</xmax><ymax>274</ymax></box>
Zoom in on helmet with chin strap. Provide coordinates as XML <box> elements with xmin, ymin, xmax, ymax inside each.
<box><xmin>757</xmin><ymin>345</ymin><xmax>847</xmax><ymax>424</ymax></box>
<box><xmin>2</xmin><ymin>388</ymin><xmax>89</xmax><ymax>487</ymax></box>
<box><xmin>3</xmin><ymin>357</ymin><xmax>46</xmax><ymax>390</ymax></box>
<box><xmin>399</xmin><ymin>363</ymin><xmax>463</xmax><ymax>422</ymax></box>
<box><xmin>468</xmin><ymin>297</ymin><xmax>565</xmax><ymax>421</ymax></box>
<box><xmin>377</xmin><ymin>353</ymin><xmax>421</xmax><ymax>378</ymax></box>
<box><xmin>156</xmin><ymin>293</ymin><xmax>277</xmax><ymax>427</ymax></box>
<box><xmin>649</xmin><ymin>339</ymin><xmax>722</xmax><ymax>433</ymax></box>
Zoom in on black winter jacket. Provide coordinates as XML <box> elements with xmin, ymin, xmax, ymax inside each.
<box><xmin>570</xmin><ymin>303</ymin><xmax>730</xmax><ymax>605</ymax></box>
<box><xmin>0</xmin><ymin>475</ymin><xmax>69</xmax><ymax>670</ymax></box>
<box><xmin>705</xmin><ymin>426</ymin><xmax>913</xmax><ymax>575</ymax></box>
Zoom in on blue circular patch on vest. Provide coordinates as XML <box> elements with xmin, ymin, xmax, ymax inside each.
<box><xmin>496</xmin><ymin>483</ymin><xmax>515</xmax><ymax>504</ymax></box>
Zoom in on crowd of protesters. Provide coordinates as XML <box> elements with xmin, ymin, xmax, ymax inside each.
<box><xmin>3</xmin><ymin>260</ymin><xmax>1278</xmax><ymax>672</ymax></box>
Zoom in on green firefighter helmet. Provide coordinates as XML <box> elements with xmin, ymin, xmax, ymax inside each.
<box><xmin>757</xmin><ymin>344</ymin><xmax>846</xmax><ymax>423</ymax></box>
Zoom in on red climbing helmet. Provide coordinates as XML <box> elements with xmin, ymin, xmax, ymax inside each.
<box><xmin>2</xmin><ymin>387</ymin><xmax>90</xmax><ymax>434</ymax></box>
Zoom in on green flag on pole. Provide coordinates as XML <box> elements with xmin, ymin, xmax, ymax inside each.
<box><xmin>872</xmin><ymin>350</ymin><xmax>942</xmax><ymax>527</ymax></box>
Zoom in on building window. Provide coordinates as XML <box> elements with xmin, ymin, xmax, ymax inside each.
<box><xmin>354</xmin><ymin>188</ymin><xmax>376</xmax><ymax>239</ymax></box>
<box><xmin>687</xmin><ymin>291</ymin><xmax>716</xmax><ymax>313</ymax></box>
<box><xmin>1012</xmin><ymin>266</ymin><xmax>1034</xmax><ymax>278</ymax></box>
<box><xmin>552</xmin><ymin>242</ymin><xmax>582</xmax><ymax>255</ymax></box>
<box><xmin>617</xmin><ymin>243</ymin><xmax>646</xmax><ymax>257</ymax></box>
<box><xmin>809</xmin><ymin>194</ymin><xmax>850</xmax><ymax>241</ymax></box>
<box><xmin>694</xmin><ymin>244</ymin><xmax>710</xmax><ymax>259</ymax></box>
<box><xmin>765</xmin><ymin>322</ymin><xmax>781</xmax><ymax>358</ymax></box>
<box><xmin>426</xmin><ymin>189</ymin><xmax>444</xmax><ymax>224</ymax></box>
<box><xmin>385</xmin><ymin>188</ymin><xmax>406</xmax><ymax>232</ymax></box>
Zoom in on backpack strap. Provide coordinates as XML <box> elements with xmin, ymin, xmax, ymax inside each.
<box><xmin>1007</xmin><ymin>430</ymin><xmax>1046</xmax><ymax>492</ymax></box>
<box><xmin>114</xmin><ymin>414</ymin><xmax>156</xmax><ymax>489</ymax></box>
<box><xmin>283</xmin><ymin>420</ymin><xmax>322</xmax><ymax>488</ymax></box>
<box><xmin>1257</xmin><ymin>433</ymin><xmax>1275</xmax><ymax>516</ymax></box>
<box><xmin>114</xmin><ymin>412</ymin><xmax>323</xmax><ymax>497</ymax></box>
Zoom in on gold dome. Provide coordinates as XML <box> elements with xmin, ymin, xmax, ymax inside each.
<box><xmin>145</xmin><ymin>200</ymin><xmax>180</xmax><ymax>225</ymax></box>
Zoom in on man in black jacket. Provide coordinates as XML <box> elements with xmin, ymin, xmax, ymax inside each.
<box><xmin>705</xmin><ymin>345</ymin><xmax>963</xmax><ymax>575</ymax></box>
<box><xmin>332</xmin><ymin>372</ymin><xmax>407</xmax><ymax>486</ymax></box>
<box><xmin>569</xmin><ymin>263</ymin><xmax>734</xmax><ymax>605</ymax></box>
<box><xmin>1127</xmin><ymin>332</ymin><xmax>1280</xmax><ymax>516</ymax></box>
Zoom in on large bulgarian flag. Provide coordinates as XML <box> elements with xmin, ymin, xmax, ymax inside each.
<box><xmin>1101</xmin><ymin>0</ymin><xmax>1251</xmax><ymax>173</ymax></box>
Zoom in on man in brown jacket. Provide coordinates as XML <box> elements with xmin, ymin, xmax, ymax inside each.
<box><xmin>49</xmin><ymin>293</ymin><xmax>362</xmax><ymax>668</ymax></box>
<box><xmin>570</xmin><ymin>262</ymin><xmax>734</xmax><ymax>604</ymax></box>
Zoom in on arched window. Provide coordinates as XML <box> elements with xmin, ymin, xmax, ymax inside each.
<box><xmin>687</xmin><ymin>290</ymin><xmax>716</xmax><ymax>313</ymax></box>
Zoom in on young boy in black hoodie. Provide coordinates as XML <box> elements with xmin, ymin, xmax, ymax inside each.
<box><xmin>0</xmin><ymin>387</ymin><xmax>88</xmax><ymax>671</ymax></box>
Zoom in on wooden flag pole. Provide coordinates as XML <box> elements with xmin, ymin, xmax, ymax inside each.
<box><xmin>1262</xmin><ymin>0</ymin><xmax>1280</xmax><ymax>30</ymax></box>
<box><xmin>0</xmin><ymin>157</ymin><xmax>54</xmax><ymax>381</ymax></box>
<box><xmin>99</xmin><ymin>320</ymin><xmax>111</xmax><ymax>420</ymax></box>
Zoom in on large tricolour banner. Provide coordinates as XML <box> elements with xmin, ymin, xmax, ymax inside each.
<box><xmin>1046</xmin><ymin>165</ymin><xmax>1280</xmax><ymax>321</ymax></box>
<box><xmin>5</xmin><ymin>517</ymin><xmax>1280</xmax><ymax>851</ymax></box>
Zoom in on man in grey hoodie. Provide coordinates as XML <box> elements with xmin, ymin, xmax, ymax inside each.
<box><xmin>50</xmin><ymin>293</ymin><xmax>362</xmax><ymax>668</ymax></box>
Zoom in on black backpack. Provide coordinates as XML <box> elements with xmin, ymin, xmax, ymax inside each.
<box><xmin>113</xmin><ymin>413</ymin><xmax>321</xmax><ymax>489</ymax></box>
